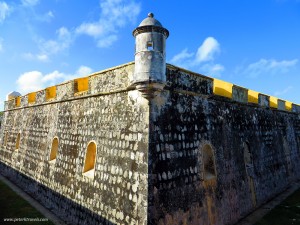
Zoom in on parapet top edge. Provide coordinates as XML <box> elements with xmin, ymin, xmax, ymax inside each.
<box><xmin>166</xmin><ymin>63</ymin><xmax>214</xmax><ymax>81</ymax></box>
<box><xmin>167</xmin><ymin>64</ymin><xmax>298</xmax><ymax>108</ymax></box>
<box><xmin>5</xmin><ymin>61</ymin><xmax>135</xmax><ymax>101</ymax></box>
<box><xmin>3</xmin><ymin>62</ymin><xmax>299</xmax><ymax>112</ymax></box>
<box><xmin>232</xmin><ymin>84</ymin><xmax>249</xmax><ymax>91</ymax></box>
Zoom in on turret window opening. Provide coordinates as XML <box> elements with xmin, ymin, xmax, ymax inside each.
<box><xmin>147</xmin><ymin>41</ymin><xmax>153</xmax><ymax>50</ymax></box>
<box><xmin>49</xmin><ymin>137</ymin><xmax>59</xmax><ymax>163</ymax></box>
<box><xmin>15</xmin><ymin>133</ymin><xmax>20</xmax><ymax>151</ymax></box>
<box><xmin>202</xmin><ymin>144</ymin><xmax>216</xmax><ymax>180</ymax></box>
<box><xmin>83</xmin><ymin>141</ymin><xmax>97</xmax><ymax>179</ymax></box>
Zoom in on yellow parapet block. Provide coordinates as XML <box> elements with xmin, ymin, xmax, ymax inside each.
<box><xmin>269</xmin><ymin>96</ymin><xmax>278</xmax><ymax>108</ymax></box>
<box><xmin>46</xmin><ymin>86</ymin><xmax>56</xmax><ymax>100</ymax></box>
<box><xmin>74</xmin><ymin>77</ymin><xmax>89</xmax><ymax>93</ymax></box>
<box><xmin>285</xmin><ymin>101</ymin><xmax>292</xmax><ymax>111</ymax></box>
<box><xmin>28</xmin><ymin>92</ymin><xmax>36</xmax><ymax>104</ymax></box>
<box><xmin>15</xmin><ymin>96</ymin><xmax>21</xmax><ymax>107</ymax></box>
<box><xmin>213</xmin><ymin>79</ymin><xmax>233</xmax><ymax>98</ymax></box>
<box><xmin>248</xmin><ymin>90</ymin><xmax>259</xmax><ymax>104</ymax></box>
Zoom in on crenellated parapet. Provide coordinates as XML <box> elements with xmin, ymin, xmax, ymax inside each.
<box><xmin>212</xmin><ymin>77</ymin><xmax>299</xmax><ymax>112</ymax></box>
<box><xmin>4</xmin><ymin>62</ymin><xmax>300</xmax><ymax>114</ymax></box>
<box><xmin>4</xmin><ymin>62</ymin><xmax>134</xmax><ymax>110</ymax></box>
<box><xmin>166</xmin><ymin>64</ymin><xmax>213</xmax><ymax>95</ymax></box>
<box><xmin>165</xmin><ymin>65</ymin><xmax>299</xmax><ymax>113</ymax></box>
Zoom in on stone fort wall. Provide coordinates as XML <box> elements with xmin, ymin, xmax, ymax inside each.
<box><xmin>0</xmin><ymin>62</ymin><xmax>150</xmax><ymax>225</ymax></box>
<box><xmin>1</xmin><ymin>62</ymin><xmax>300</xmax><ymax>225</ymax></box>
<box><xmin>148</xmin><ymin>65</ymin><xmax>300</xmax><ymax>225</ymax></box>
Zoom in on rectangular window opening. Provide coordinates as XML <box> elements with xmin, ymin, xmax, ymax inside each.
<box><xmin>147</xmin><ymin>41</ymin><xmax>153</xmax><ymax>51</ymax></box>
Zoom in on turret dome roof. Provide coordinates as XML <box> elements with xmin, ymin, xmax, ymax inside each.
<box><xmin>138</xmin><ymin>13</ymin><xmax>163</xmax><ymax>27</ymax></box>
<box><xmin>133</xmin><ymin>12</ymin><xmax>169</xmax><ymax>38</ymax></box>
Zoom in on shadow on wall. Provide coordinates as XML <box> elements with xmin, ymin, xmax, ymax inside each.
<box><xmin>0</xmin><ymin>162</ymin><xmax>116</xmax><ymax>225</ymax></box>
<box><xmin>214</xmin><ymin>87</ymin><xmax>232</xmax><ymax>99</ymax></box>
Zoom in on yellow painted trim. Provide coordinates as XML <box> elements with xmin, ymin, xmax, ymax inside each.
<box><xmin>248</xmin><ymin>90</ymin><xmax>259</xmax><ymax>104</ymax></box>
<box><xmin>28</xmin><ymin>92</ymin><xmax>36</xmax><ymax>104</ymax></box>
<box><xmin>269</xmin><ymin>96</ymin><xmax>278</xmax><ymax>108</ymax></box>
<box><xmin>75</xmin><ymin>77</ymin><xmax>89</xmax><ymax>93</ymax></box>
<box><xmin>285</xmin><ymin>101</ymin><xmax>292</xmax><ymax>111</ymax></box>
<box><xmin>213</xmin><ymin>79</ymin><xmax>233</xmax><ymax>98</ymax></box>
<box><xmin>46</xmin><ymin>86</ymin><xmax>56</xmax><ymax>100</ymax></box>
<box><xmin>15</xmin><ymin>96</ymin><xmax>21</xmax><ymax>107</ymax></box>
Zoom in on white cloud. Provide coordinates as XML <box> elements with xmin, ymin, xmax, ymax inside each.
<box><xmin>0</xmin><ymin>1</ymin><xmax>10</xmax><ymax>23</ymax></box>
<box><xmin>42</xmin><ymin>71</ymin><xmax>65</xmax><ymax>83</ymax></box>
<box><xmin>16</xmin><ymin>66</ymin><xmax>93</xmax><ymax>93</ymax></box>
<box><xmin>46</xmin><ymin>11</ymin><xmax>54</xmax><ymax>19</ymax></box>
<box><xmin>17</xmin><ymin>71</ymin><xmax>44</xmax><ymax>93</ymax></box>
<box><xmin>76</xmin><ymin>0</ymin><xmax>141</xmax><ymax>48</ymax></box>
<box><xmin>243</xmin><ymin>58</ymin><xmax>298</xmax><ymax>78</ymax></box>
<box><xmin>36</xmin><ymin>54</ymin><xmax>48</xmax><ymax>62</ymax></box>
<box><xmin>25</xmin><ymin>27</ymin><xmax>72</xmax><ymax>61</ymax></box>
<box><xmin>195</xmin><ymin>37</ymin><xmax>220</xmax><ymax>63</ymax></box>
<box><xmin>274</xmin><ymin>86</ymin><xmax>293</xmax><ymax>97</ymax></box>
<box><xmin>19</xmin><ymin>0</ymin><xmax>53</xmax><ymax>22</ymax></box>
<box><xmin>21</xmin><ymin>0</ymin><xmax>39</xmax><ymax>6</ymax></box>
<box><xmin>169</xmin><ymin>48</ymin><xmax>194</xmax><ymax>66</ymax></box>
<box><xmin>36</xmin><ymin>10</ymin><xmax>54</xmax><ymax>22</ymax></box>
<box><xmin>97</xmin><ymin>35</ymin><xmax>118</xmax><ymax>48</ymax></box>
<box><xmin>76</xmin><ymin>22</ymin><xmax>106</xmax><ymax>37</ymax></box>
<box><xmin>23</xmin><ymin>52</ymin><xmax>49</xmax><ymax>62</ymax></box>
<box><xmin>64</xmin><ymin>66</ymin><xmax>94</xmax><ymax>80</ymax></box>
<box><xmin>76</xmin><ymin>66</ymin><xmax>93</xmax><ymax>77</ymax></box>
<box><xmin>40</xmin><ymin>27</ymin><xmax>72</xmax><ymax>55</ymax></box>
<box><xmin>200</xmin><ymin>63</ymin><xmax>225</xmax><ymax>77</ymax></box>
<box><xmin>169</xmin><ymin>37</ymin><xmax>224</xmax><ymax>77</ymax></box>
<box><xmin>22</xmin><ymin>0</ymin><xmax>140</xmax><ymax>60</ymax></box>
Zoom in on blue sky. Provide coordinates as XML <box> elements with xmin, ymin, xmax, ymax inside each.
<box><xmin>0</xmin><ymin>0</ymin><xmax>299</xmax><ymax>110</ymax></box>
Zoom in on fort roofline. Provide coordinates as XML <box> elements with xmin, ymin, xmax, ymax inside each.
<box><xmin>4</xmin><ymin>61</ymin><xmax>300</xmax><ymax>113</ymax></box>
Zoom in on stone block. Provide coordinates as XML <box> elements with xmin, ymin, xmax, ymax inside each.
<box><xmin>232</xmin><ymin>85</ymin><xmax>248</xmax><ymax>103</ymax></box>
<box><xmin>56</xmin><ymin>81</ymin><xmax>74</xmax><ymax>100</ymax></box>
<box><xmin>278</xmin><ymin>99</ymin><xmax>286</xmax><ymax>110</ymax></box>
<box><xmin>36</xmin><ymin>90</ymin><xmax>45</xmax><ymax>104</ymax></box>
<box><xmin>292</xmin><ymin>104</ymin><xmax>300</xmax><ymax>113</ymax></box>
<box><xmin>258</xmin><ymin>94</ymin><xmax>270</xmax><ymax>107</ymax></box>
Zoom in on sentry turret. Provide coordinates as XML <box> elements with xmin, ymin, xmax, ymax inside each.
<box><xmin>6</xmin><ymin>91</ymin><xmax>21</xmax><ymax>101</ymax></box>
<box><xmin>132</xmin><ymin>13</ymin><xmax>169</xmax><ymax>99</ymax></box>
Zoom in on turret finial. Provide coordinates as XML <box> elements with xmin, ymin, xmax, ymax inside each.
<box><xmin>148</xmin><ymin>12</ymin><xmax>154</xmax><ymax>18</ymax></box>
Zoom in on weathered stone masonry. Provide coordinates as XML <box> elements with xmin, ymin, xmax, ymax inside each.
<box><xmin>1</xmin><ymin>13</ymin><xmax>300</xmax><ymax>225</ymax></box>
<box><xmin>148</xmin><ymin>66</ymin><xmax>300</xmax><ymax>225</ymax></box>
<box><xmin>1</xmin><ymin>63</ymin><xmax>150</xmax><ymax>225</ymax></box>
